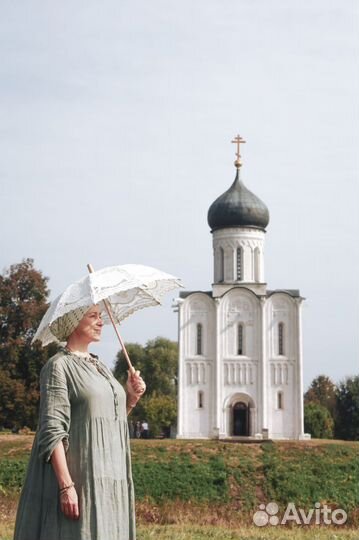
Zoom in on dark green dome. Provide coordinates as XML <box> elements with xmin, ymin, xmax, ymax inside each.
<box><xmin>207</xmin><ymin>170</ymin><xmax>270</xmax><ymax>231</ymax></box>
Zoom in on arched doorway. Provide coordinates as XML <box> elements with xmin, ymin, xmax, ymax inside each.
<box><xmin>232</xmin><ymin>401</ymin><xmax>249</xmax><ymax>436</ymax></box>
<box><xmin>223</xmin><ymin>393</ymin><xmax>256</xmax><ymax>437</ymax></box>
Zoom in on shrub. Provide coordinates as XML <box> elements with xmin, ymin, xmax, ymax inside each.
<box><xmin>304</xmin><ymin>402</ymin><xmax>334</xmax><ymax>439</ymax></box>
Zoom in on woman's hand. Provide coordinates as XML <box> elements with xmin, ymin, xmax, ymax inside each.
<box><xmin>60</xmin><ymin>485</ymin><xmax>79</xmax><ymax>520</ymax></box>
<box><xmin>126</xmin><ymin>369</ymin><xmax>146</xmax><ymax>409</ymax></box>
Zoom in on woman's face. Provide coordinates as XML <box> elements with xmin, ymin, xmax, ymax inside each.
<box><xmin>73</xmin><ymin>305</ymin><xmax>103</xmax><ymax>343</ymax></box>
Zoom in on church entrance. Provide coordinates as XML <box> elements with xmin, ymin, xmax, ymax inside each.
<box><xmin>232</xmin><ymin>401</ymin><xmax>249</xmax><ymax>436</ymax></box>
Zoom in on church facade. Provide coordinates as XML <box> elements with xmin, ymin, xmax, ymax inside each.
<box><xmin>176</xmin><ymin>136</ymin><xmax>305</xmax><ymax>440</ymax></box>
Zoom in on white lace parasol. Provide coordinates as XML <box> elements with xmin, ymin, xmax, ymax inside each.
<box><xmin>33</xmin><ymin>264</ymin><xmax>183</xmax><ymax>348</ymax></box>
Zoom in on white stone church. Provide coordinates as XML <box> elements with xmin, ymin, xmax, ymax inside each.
<box><xmin>176</xmin><ymin>136</ymin><xmax>305</xmax><ymax>440</ymax></box>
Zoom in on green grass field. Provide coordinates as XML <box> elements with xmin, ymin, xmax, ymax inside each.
<box><xmin>1</xmin><ymin>434</ymin><xmax>358</xmax><ymax>540</ymax></box>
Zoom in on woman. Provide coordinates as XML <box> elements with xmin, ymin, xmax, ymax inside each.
<box><xmin>13</xmin><ymin>304</ymin><xmax>146</xmax><ymax>540</ymax></box>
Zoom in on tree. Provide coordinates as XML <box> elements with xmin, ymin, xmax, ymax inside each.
<box><xmin>0</xmin><ymin>259</ymin><xmax>57</xmax><ymax>430</ymax></box>
<box><xmin>335</xmin><ymin>376</ymin><xmax>359</xmax><ymax>441</ymax></box>
<box><xmin>140</xmin><ymin>393</ymin><xmax>177</xmax><ymax>438</ymax></box>
<box><xmin>304</xmin><ymin>402</ymin><xmax>334</xmax><ymax>439</ymax></box>
<box><xmin>113</xmin><ymin>337</ymin><xmax>178</xmax><ymax>397</ymax></box>
<box><xmin>113</xmin><ymin>343</ymin><xmax>148</xmax><ymax>383</ymax></box>
<box><xmin>304</xmin><ymin>375</ymin><xmax>337</xmax><ymax>418</ymax></box>
<box><xmin>0</xmin><ymin>370</ymin><xmax>26</xmax><ymax>430</ymax></box>
<box><xmin>113</xmin><ymin>337</ymin><xmax>178</xmax><ymax>436</ymax></box>
<box><xmin>142</xmin><ymin>337</ymin><xmax>178</xmax><ymax>397</ymax></box>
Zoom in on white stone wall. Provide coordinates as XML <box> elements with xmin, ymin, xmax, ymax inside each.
<box><xmin>212</xmin><ymin>228</ymin><xmax>265</xmax><ymax>284</ymax></box>
<box><xmin>218</xmin><ymin>288</ymin><xmax>261</xmax><ymax>437</ymax></box>
<box><xmin>177</xmin><ymin>293</ymin><xmax>216</xmax><ymax>438</ymax></box>
<box><xmin>265</xmin><ymin>293</ymin><xmax>304</xmax><ymax>439</ymax></box>
<box><xmin>177</xmin><ymin>288</ymin><xmax>304</xmax><ymax>440</ymax></box>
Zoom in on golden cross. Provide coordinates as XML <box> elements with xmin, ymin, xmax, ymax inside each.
<box><xmin>231</xmin><ymin>134</ymin><xmax>246</xmax><ymax>167</ymax></box>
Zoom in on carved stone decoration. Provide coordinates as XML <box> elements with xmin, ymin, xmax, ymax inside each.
<box><xmin>270</xmin><ymin>362</ymin><xmax>290</xmax><ymax>387</ymax></box>
<box><xmin>229</xmin><ymin>301</ymin><xmax>242</xmax><ymax>313</ymax></box>
<box><xmin>191</xmin><ymin>300</ymin><xmax>207</xmax><ymax>313</ymax></box>
<box><xmin>230</xmin><ymin>300</ymin><xmax>250</xmax><ymax>312</ymax></box>
<box><xmin>223</xmin><ymin>362</ymin><xmax>255</xmax><ymax>386</ymax></box>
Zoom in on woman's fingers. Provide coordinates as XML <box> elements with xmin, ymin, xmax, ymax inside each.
<box><xmin>61</xmin><ymin>502</ymin><xmax>75</xmax><ymax>519</ymax></box>
<box><xmin>131</xmin><ymin>373</ymin><xmax>146</xmax><ymax>389</ymax></box>
<box><xmin>62</xmin><ymin>504</ymin><xmax>74</xmax><ymax>519</ymax></box>
<box><xmin>127</xmin><ymin>370</ymin><xmax>146</xmax><ymax>399</ymax></box>
<box><xmin>132</xmin><ymin>379</ymin><xmax>146</xmax><ymax>393</ymax></box>
<box><xmin>131</xmin><ymin>372</ymin><xmax>144</xmax><ymax>383</ymax></box>
<box><xmin>71</xmin><ymin>501</ymin><xmax>80</xmax><ymax>519</ymax></box>
<box><xmin>62</xmin><ymin>503</ymin><xmax>79</xmax><ymax>520</ymax></box>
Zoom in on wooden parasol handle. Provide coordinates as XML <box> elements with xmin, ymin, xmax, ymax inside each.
<box><xmin>87</xmin><ymin>263</ymin><xmax>135</xmax><ymax>374</ymax></box>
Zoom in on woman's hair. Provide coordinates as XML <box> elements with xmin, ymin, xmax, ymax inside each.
<box><xmin>50</xmin><ymin>306</ymin><xmax>90</xmax><ymax>342</ymax></box>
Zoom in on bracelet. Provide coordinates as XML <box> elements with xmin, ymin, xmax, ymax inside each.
<box><xmin>59</xmin><ymin>481</ymin><xmax>75</xmax><ymax>494</ymax></box>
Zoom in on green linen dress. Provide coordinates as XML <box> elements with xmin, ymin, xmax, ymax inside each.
<box><xmin>13</xmin><ymin>348</ymin><xmax>136</xmax><ymax>540</ymax></box>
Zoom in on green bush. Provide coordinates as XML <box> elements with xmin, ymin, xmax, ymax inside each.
<box><xmin>0</xmin><ymin>459</ymin><xmax>27</xmax><ymax>493</ymax></box>
<box><xmin>262</xmin><ymin>442</ymin><xmax>359</xmax><ymax>510</ymax></box>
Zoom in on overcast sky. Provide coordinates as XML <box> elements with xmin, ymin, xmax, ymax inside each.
<box><xmin>0</xmin><ymin>0</ymin><xmax>357</xmax><ymax>389</ymax></box>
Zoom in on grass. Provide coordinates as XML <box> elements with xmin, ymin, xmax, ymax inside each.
<box><xmin>136</xmin><ymin>525</ymin><xmax>359</xmax><ymax>540</ymax></box>
<box><xmin>133</xmin><ymin>454</ymin><xmax>229</xmax><ymax>502</ymax></box>
<box><xmin>0</xmin><ymin>460</ymin><xmax>28</xmax><ymax>493</ymax></box>
<box><xmin>262</xmin><ymin>442</ymin><xmax>359</xmax><ymax>510</ymax></box>
<box><xmin>131</xmin><ymin>439</ymin><xmax>263</xmax><ymax>510</ymax></box>
<box><xmin>2</xmin><ymin>523</ymin><xmax>359</xmax><ymax>540</ymax></box>
<box><xmin>1</xmin><ymin>434</ymin><xmax>358</xmax><ymax>539</ymax></box>
<box><xmin>0</xmin><ymin>491</ymin><xmax>17</xmax><ymax>540</ymax></box>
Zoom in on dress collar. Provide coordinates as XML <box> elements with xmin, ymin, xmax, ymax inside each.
<box><xmin>61</xmin><ymin>346</ymin><xmax>99</xmax><ymax>360</ymax></box>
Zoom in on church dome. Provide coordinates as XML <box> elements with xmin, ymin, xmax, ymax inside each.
<box><xmin>207</xmin><ymin>169</ymin><xmax>270</xmax><ymax>232</ymax></box>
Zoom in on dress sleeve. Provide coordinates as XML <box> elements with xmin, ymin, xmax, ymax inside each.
<box><xmin>37</xmin><ymin>358</ymin><xmax>71</xmax><ymax>464</ymax></box>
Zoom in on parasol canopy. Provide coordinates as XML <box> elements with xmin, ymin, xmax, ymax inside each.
<box><xmin>33</xmin><ymin>263</ymin><xmax>183</xmax><ymax>348</ymax></box>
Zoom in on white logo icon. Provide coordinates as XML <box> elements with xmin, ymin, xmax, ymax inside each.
<box><xmin>252</xmin><ymin>501</ymin><xmax>347</xmax><ymax>527</ymax></box>
<box><xmin>253</xmin><ymin>502</ymin><xmax>279</xmax><ymax>526</ymax></box>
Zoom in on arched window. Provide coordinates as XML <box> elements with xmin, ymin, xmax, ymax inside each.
<box><xmin>198</xmin><ymin>390</ymin><xmax>204</xmax><ymax>409</ymax></box>
<box><xmin>278</xmin><ymin>322</ymin><xmax>284</xmax><ymax>355</ymax></box>
<box><xmin>277</xmin><ymin>391</ymin><xmax>283</xmax><ymax>410</ymax></box>
<box><xmin>237</xmin><ymin>324</ymin><xmax>244</xmax><ymax>355</ymax></box>
<box><xmin>219</xmin><ymin>247</ymin><xmax>224</xmax><ymax>282</ymax></box>
<box><xmin>236</xmin><ymin>247</ymin><xmax>242</xmax><ymax>281</ymax></box>
<box><xmin>196</xmin><ymin>323</ymin><xmax>202</xmax><ymax>355</ymax></box>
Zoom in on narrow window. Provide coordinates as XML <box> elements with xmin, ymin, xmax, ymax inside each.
<box><xmin>196</xmin><ymin>323</ymin><xmax>202</xmax><ymax>355</ymax></box>
<box><xmin>219</xmin><ymin>247</ymin><xmax>224</xmax><ymax>282</ymax></box>
<box><xmin>278</xmin><ymin>322</ymin><xmax>284</xmax><ymax>355</ymax></box>
<box><xmin>236</xmin><ymin>247</ymin><xmax>242</xmax><ymax>280</ymax></box>
<box><xmin>198</xmin><ymin>390</ymin><xmax>204</xmax><ymax>409</ymax></box>
<box><xmin>254</xmin><ymin>247</ymin><xmax>260</xmax><ymax>282</ymax></box>
<box><xmin>277</xmin><ymin>391</ymin><xmax>283</xmax><ymax>410</ymax></box>
<box><xmin>238</xmin><ymin>324</ymin><xmax>244</xmax><ymax>355</ymax></box>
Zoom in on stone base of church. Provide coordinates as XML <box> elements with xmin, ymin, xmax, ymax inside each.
<box><xmin>177</xmin><ymin>431</ymin><xmax>307</xmax><ymax>440</ymax></box>
<box><xmin>176</xmin><ymin>433</ymin><xmax>310</xmax><ymax>441</ymax></box>
<box><xmin>219</xmin><ymin>436</ymin><xmax>272</xmax><ymax>443</ymax></box>
<box><xmin>176</xmin><ymin>435</ymin><xmax>211</xmax><ymax>439</ymax></box>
